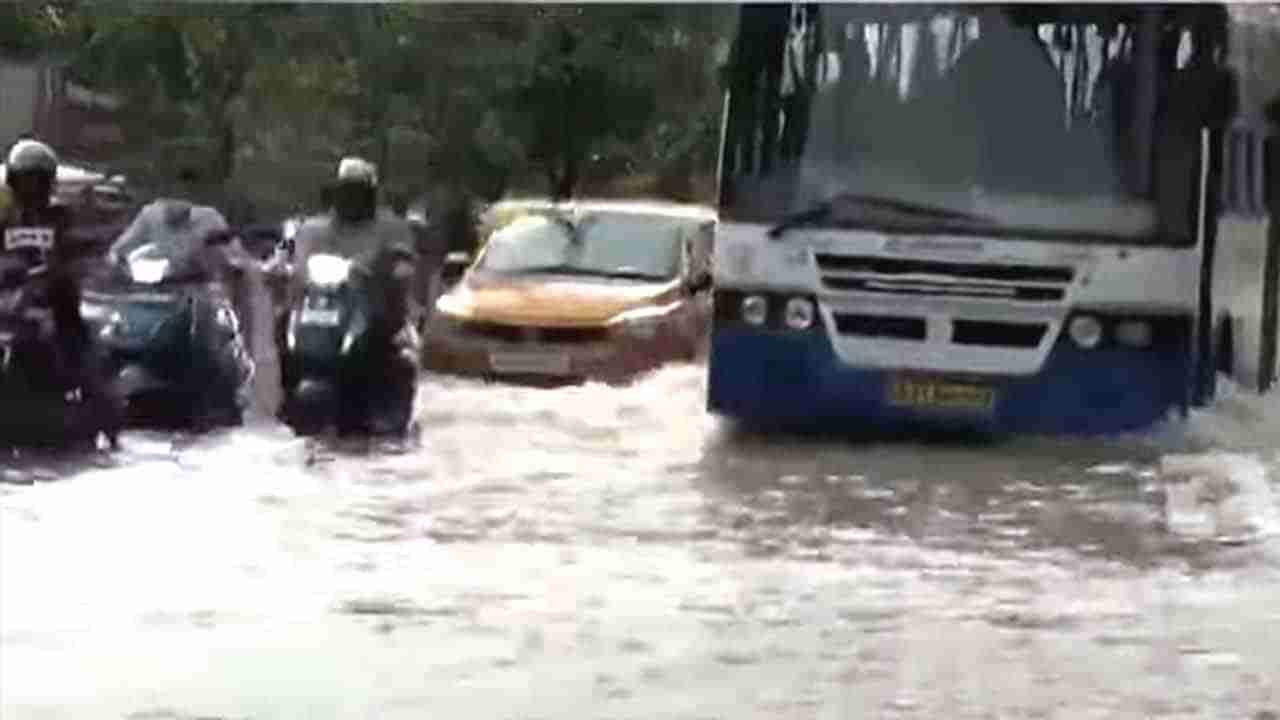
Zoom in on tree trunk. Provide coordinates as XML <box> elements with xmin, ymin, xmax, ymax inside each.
<box><xmin>213</xmin><ymin>116</ymin><xmax>236</xmax><ymax>183</ymax></box>
<box><xmin>555</xmin><ymin>153</ymin><xmax>579</xmax><ymax>200</ymax></box>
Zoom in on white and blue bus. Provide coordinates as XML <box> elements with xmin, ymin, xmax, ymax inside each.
<box><xmin>707</xmin><ymin>3</ymin><xmax>1280</xmax><ymax>434</ymax></box>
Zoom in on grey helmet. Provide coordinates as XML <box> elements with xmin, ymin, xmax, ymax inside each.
<box><xmin>4</xmin><ymin>139</ymin><xmax>58</xmax><ymax>209</ymax></box>
<box><xmin>6</xmin><ymin>138</ymin><xmax>58</xmax><ymax>176</ymax></box>
<box><xmin>336</xmin><ymin>156</ymin><xmax>378</xmax><ymax>187</ymax></box>
<box><xmin>331</xmin><ymin>156</ymin><xmax>379</xmax><ymax>223</ymax></box>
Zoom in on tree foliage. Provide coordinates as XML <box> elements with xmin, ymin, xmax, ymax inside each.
<box><xmin>12</xmin><ymin>3</ymin><xmax>732</xmax><ymax>219</ymax></box>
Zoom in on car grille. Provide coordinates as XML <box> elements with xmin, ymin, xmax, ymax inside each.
<box><xmin>815</xmin><ymin>254</ymin><xmax>1074</xmax><ymax>303</ymax></box>
<box><xmin>459</xmin><ymin>320</ymin><xmax>608</xmax><ymax>344</ymax></box>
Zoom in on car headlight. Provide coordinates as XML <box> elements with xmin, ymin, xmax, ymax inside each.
<box><xmin>618</xmin><ymin>314</ymin><xmax>662</xmax><ymax>340</ymax></box>
<box><xmin>610</xmin><ymin>303</ymin><xmax>679</xmax><ymax>340</ymax></box>
<box><xmin>1068</xmin><ymin>315</ymin><xmax>1103</xmax><ymax>349</ymax></box>
<box><xmin>741</xmin><ymin>294</ymin><xmax>768</xmax><ymax>326</ymax></box>
<box><xmin>129</xmin><ymin>257</ymin><xmax>170</xmax><ymax>285</ymax></box>
<box><xmin>783</xmin><ymin>296</ymin><xmax>815</xmax><ymax>330</ymax></box>
<box><xmin>1114</xmin><ymin>320</ymin><xmax>1152</xmax><ymax>348</ymax></box>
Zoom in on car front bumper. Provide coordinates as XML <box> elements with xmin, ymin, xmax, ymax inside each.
<box><xmin>422</xmin><ymin>318</ymin><xmax>690</xmax><ymax>384</ymax></box>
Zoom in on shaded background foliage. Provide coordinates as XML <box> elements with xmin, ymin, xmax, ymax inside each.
<box><xmin>3</xmin><ymin>2</ymin><xmax>733</xmax><ymax>224</ymax></box>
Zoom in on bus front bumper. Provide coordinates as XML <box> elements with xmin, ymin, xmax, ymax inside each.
<box><xmin>706</xmin><ymin>325</ymin><xmax>1192</xmax><ymax>436</ymax></box>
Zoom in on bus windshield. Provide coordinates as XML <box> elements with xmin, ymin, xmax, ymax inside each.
<box><xmin>718</xmin><ymin>4</ymin><xmax>1233</xmax><ymax>245</ymax></box>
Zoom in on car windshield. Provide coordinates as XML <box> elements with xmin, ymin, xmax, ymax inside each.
<box><xmin>719</xmin><ymin>4</ymin><xmax>1228</xmax><ymax>245</ymax></box>
<box><xmin>476</xmin><ymin>211</ymin><xmax>685</xmax><ymax>280</ymax></box>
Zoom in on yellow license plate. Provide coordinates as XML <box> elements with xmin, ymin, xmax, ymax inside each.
<box><xmin>887</xmin><ymin>376</ymin><xmax>996</xmax><ymax>413</ymax></box>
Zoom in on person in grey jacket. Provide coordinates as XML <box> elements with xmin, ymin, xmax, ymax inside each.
<box><xmin>263</xmin><ymin>156</ymin><xmax>420</xmax><ymax>399</ymax></box>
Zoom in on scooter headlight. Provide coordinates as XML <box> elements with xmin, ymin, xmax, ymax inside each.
<box><xmin>306</xmin><ymin>254</ymin><xmax>352</xmax><ymax>287</ymax></box>
<box><xmin>129</xmin><ymin>258</ymin><xmax>170</xmax><ymax>285</ymax></box>
<box><xmin>741</xmin><ymin>294</ymin><xmax>768</xmax><ymax>326</ymax></box>
<box><xmin>784</xmin><ymin>296</ymin><xmax>815</xmax><ymax>330</ymax></box>
<box><xmin>1068</xmin><ymin>315</ymin><xmax>1103</xmax><ymax>349</ymax></box>
<box><xmin>1114</xmin><ymin>320</ymin><xmax>1152</xmax><ymax>348</ymax></box>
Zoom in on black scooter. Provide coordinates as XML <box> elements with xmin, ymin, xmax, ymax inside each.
<box><xmin>0</xmin><ymin>263</ymin><xmax>121</xmax><ymax>448</ymax></box>
<box><xmin>278</xmin><ymin>252</ymin><xmax>418</xmax><ymax>437</ymax></box>
<box><xmin>82</xmin><ymin>231</ymin><xmax>254</xmax><ymax>429</ymax></box>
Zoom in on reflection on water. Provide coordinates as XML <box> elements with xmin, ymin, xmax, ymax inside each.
<box><xmin>2</xmin><ymin>363</ymin><xmax>1279</xmax><ymax>719</ymax></box>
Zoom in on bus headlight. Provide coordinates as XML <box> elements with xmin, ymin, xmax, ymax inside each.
<box><xmin>784</xmin><ymin>297</ymin><xmax>815</xmax><ymax>330</ymax></box>
<box><xmin>1068</xmin><ymin>315</ymin><xmax>1103</xmax><ymax>349</ymax></box>
<box><xmin>741</xmin><ymin>295</ymin><xmax>768</xmax><ymax>326</ymax></box>
<box><xmin>1114</xmin><ymin>320</ymin><xmax>1153</xmax><ymax>348</ymax></box>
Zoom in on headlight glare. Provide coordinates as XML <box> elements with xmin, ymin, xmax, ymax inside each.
<box><xmin>784</xmin><ymin>296</ymin><xmax>815</xmax><ymax>330</ymax></box>
<box><xmin>1068</xmin><ymin>315</ymin><xmax>1103</xmax><ymax>349</ymax></box>
<box><xmin>1114</xmin><ymin>320</ymin><xmax>1152</xmax><ymax>348</ymax></box>
<box><xmin>741</xmin><ymin>294</ymin><xmax>768</xmax><ymax>326</ymax></box>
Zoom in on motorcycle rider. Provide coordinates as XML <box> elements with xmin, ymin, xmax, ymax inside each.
<box><xmin>106</xmin><ymin>168</ymin><xmax>257</xmax><ymax>352</ymax></box>
<box><xmin>264</xmin><ymin>156</ymin><xmax>420</xmax><ymax>414</ymax></box>
<box><xmin>107</xmin><ymin>168</ymin><xmax>248</xmax><ymax>273</ymax></box>
<box><xmin>1</xmin><ymin>138</ymin><xmax>123</xmax><ymax>446</ymax></box>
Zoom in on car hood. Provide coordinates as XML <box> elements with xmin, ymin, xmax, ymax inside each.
<box><xmin>440</xmin><ymin>275</ymin><xmax>681</xmax><ymax>327</ymax></box>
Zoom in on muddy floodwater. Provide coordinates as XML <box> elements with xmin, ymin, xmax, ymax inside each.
<box><xmin>3</xmin><ymin>357</ymin><xmax>1280</xmax><ymax>719</ymax></box>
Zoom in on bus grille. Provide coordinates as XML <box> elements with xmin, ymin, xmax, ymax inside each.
<box><xmin>833</xmin><ymin>314</ymin><xmax>926</xmax><ymax>341</ymax></box>
<box><xmin>815</xmin><ymin>254</ymin><xmax>1074</xmax><ymax>302</ymax></box>
<box><xmin>831</xmin><ymin>314</ymin><xmax>1050</xmax><ymax>349</ymax></box>
<box><xmin>951</xmin><ymin>320</ymin><xmax>1047</xmax><ymax>348</ymax></box>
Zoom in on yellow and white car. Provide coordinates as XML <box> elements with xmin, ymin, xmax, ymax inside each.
<box><xmin>423</xmin><ymin>199</ymin><xmax>716</xmax><ymax>383</ymax></box>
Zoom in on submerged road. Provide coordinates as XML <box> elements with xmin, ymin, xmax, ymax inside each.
<box><xmin>3</xmin><ymin>356</ymin><xmax>1280</xmax><ymax>719</ymax></box>
<box><xmin>4</xmin><ymin>265</ymin><xmax>1280</xmax><ymax>719</ymax></box>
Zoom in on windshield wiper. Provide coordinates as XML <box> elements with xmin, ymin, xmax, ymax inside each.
<box><xmin>595</xmin><ymin>269</ymin><xmax>667</xmax><ymax>281</ymax></box>
<box><xmin>505</xmin><ymin>264</ymin><xmax>594</xmax><ymax>276</ymax></box>
<box><xmin>767</xmin><ymin>192</ymin><xmax>994</xmax><ymax>239</ymax></box>
<box><xmin>504</xmin><ymin>265</ymin><xmax>665</xmax><ymax>281</ymax></box>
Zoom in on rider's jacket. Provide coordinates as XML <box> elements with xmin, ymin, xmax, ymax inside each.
<box><xmin>0</xmin><ymin>199</ymin><xmax>82</xmax><ymax>342</ymax></box>
<box><xmin>282</xmin><ymin>208</ymin><xmax>419</xmax><ymax>331</ymax></box>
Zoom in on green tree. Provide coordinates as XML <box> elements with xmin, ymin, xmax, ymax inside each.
<box><xmin>74</xmin><ymin>3</ymin><xmax>294</xmax><ymax>183</ymax></box>
<box><xmin>497</xmin><ymin>6</ymin><xmax>668</xmax><ymax>200</ymax></box>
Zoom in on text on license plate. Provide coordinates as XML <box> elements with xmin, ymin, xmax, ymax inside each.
<box><xmin>488</xmin><ymin>350</ymin><xmax>571</xmax><ymax>375</ymax></box>
<box><xmin>4</xmin><ymin>227</ymin><xmax>55</xmax><ymax>252</ymax></box>
<box><xmin>300</xmin><ymin>307</ymin><xmax>342</xmax><ymax>326</ymax></box>
<box><xmin>887</xmin><ymin>376</ymin><xmax>996</xmax><ymax>412</ymax></box>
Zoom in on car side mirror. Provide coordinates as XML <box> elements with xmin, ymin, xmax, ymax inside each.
<box><xmin>442</xmin><ymin>251</ymin><xmax>472</xmax><ymax>284</ymax></box>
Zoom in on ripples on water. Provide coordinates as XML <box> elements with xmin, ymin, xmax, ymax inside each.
<box><xmin>2</xmin><ymin>362</ymin><xmax>1279</xmax><ymax>718</ymax></box>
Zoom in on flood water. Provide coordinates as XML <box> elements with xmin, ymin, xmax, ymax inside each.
<box><xmin>3</xmin><ymin>353</ymin><xmax>1280</xmax><ymax>718</ymax></box>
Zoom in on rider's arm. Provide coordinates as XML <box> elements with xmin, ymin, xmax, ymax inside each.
<box><xmin>107</xmin><ymin>204</ymin><xmax>153</xmax><ymax>265</ymax></box>
<box><xmin>374</xmin><ymin>221</ymin><xmax>419</xmax><ymax>280</ymax></box>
